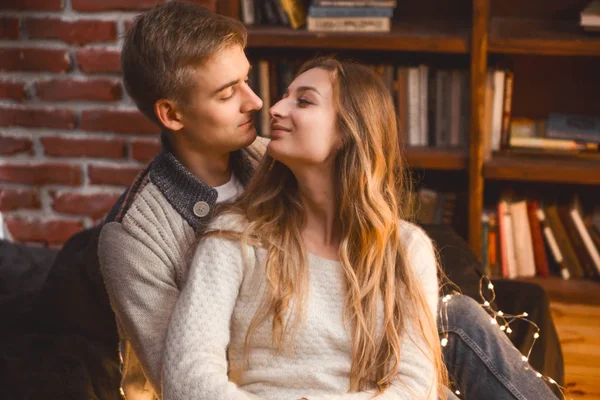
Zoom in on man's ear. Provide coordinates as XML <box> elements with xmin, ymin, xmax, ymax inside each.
<box><xmin>154</xmin><ymin>99</ymin><xmax>184</xmax><ymax>131</ymax></box>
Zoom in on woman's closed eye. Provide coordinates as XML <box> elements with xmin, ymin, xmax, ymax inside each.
<box><xmin>297</xmin><ymin>97</ymin><xmax>312</xmax><ymax>106</ymax></box>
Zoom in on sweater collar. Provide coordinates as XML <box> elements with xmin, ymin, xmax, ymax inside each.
<box><xmin>149</xmin><ymin>132</ymin><xmax>254</xmax><ymax>232</ymax></box>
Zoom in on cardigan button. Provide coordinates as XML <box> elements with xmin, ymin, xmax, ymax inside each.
<box><xmin>193</xmin><ymin>201</ymin><xmax>210</xmax><ymax>218</ymax></box>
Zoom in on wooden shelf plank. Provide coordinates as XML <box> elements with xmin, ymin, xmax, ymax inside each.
<box><xmin>517</xmin><ymin>277</ymin><xmax>600</xmax><ymax>306</ymax></box>
<box><xmin>489</xmin><ymin>18</ymin><xmax>600</xmax><ymax>56</ymax></box>
<box><xmin>405</xmin><ymin>146</ymin><xmax>468</xmax><ymax>170</ymax></box>
<box><xmin>246</xmin><ymin>20</ymin><xmax>470</xmax><ymax>53</ymax></box>
<box><xmin>483</xmin><ymin>154</ymin><xmax>600</xmax><ymax>185</ymax></box>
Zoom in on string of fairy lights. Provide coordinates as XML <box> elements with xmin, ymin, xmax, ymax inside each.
<box><xmin>439</xmin><ymin>275</ymin><xmax>568</xmax><ymax>399</ymax></box>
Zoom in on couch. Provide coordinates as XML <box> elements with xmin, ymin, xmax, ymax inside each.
<box><xmin>0</xmin><ymin>224</ymin><xmax>564</xmax><ymax>399</ymax></box>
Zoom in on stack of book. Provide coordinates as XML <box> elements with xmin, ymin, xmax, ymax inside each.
<box><xmin>581</xmin><ymin>0</ymin><xmax>600</xmax><ymax>32</ymax></box>
<box><xmin>307</xmin><ymin>0</ymin><xmax>397</xmax><ymax>32</ymax></box>
<box><xmin>509</xmin><ymin>114</ymin><xmax>600</xmax><ymax>155</ymax></box>
<box><xmin>481</xmin><ymin>68</ymin><xmax>600</xmax><ymax>159</ymax></box>
<box><xmin>481</xmin><ymin>196</ymin><xmax>600</xmax><ymax>281</ymax></box>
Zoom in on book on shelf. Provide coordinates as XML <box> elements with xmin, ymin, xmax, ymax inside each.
<box><xmin>497</xmin><ymin>199</ymin><xmax>518</xmax><ymax>279</ymax></box>
<box><xmin>558</xmin><ymin>203</ymin><xmax>600</xmax><ymax>279</ymax></box>
<box><xmin>482</xmin><ymin>196</ymin><xmax>600</xmax><ymax>281</ymax></box>
<box><xmin>538</xmin><ymin>207</ymin><xmax>571</xmax><ymax>280</ymax></box>
<box><xmin>545</xmin><ymin>205</ymin><xmax>586</xmax><ymax>279</ymax></box>
<box><xmin>410</xmin><ymin>188</ymin><xmax>464</xmax><ymax>234</ymax></box>
<box><xmin>510</xmin><ymin>200</ymin><xmax>536</xmax><ymax>278</ymax></box>
<box><xmin>581</xmin><ymin>0</ymin><xmax>600</xmax><ymax>31</ymax></box>
<box><xmin>307</xmin><ymin>5</ymin><xmax>394</xmax><ymax>17</ymax></box>
<box><xmin>306</xmin><ymin>0</ymin><xmax>397</xmax><ymax>32</ymax></box>
<box><xmin>306</xmin><ymin>16</ymin><xmax>391</xmax><ymax>32</ymax></box>
<box><xmin>482</xmin><ymin>67</ymin><xmax>600</xmax><ymax>158</ymax></box>
<box><xmin>508</xmin><ymin>117</ymin><xmax>599</xmax><ymax>153</ymax></box>
<box><xmin>248</xmin><ymin>57</ymin><xmax>471</xmax><ymax>150</ymax></box>
<box><xmin>312</xmin><ymin>0</ymin><xmax>397</xmax><ymax>6</ymax></box>
<box><xmin>526</xmin><ymin>201</ymin><xmax>550</xmax><ymax>277</ymax></box>
<box><xmin>546</xmin><ymin>113</ymin><xmax>600</xmax><ymax>144</ymax></box>
<box><xmin>242</xmin><ymin>0</ymin><xmax>308</xmax><ymax>29</ymax></box>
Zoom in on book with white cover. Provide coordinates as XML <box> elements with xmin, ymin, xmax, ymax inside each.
<box><xmin>510</xmin><ymin>200</ymin><xmax>537</xmax><ymax>277</ymax></box>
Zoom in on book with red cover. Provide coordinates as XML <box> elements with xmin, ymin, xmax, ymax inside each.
<box><xmin>497</xmin><ymin>201</ymin><xmax>509</xmax><ymax>278</ymax></box>
<box><xmin>527</xmin><ymin>201</ymin><xmax>549</xmax><ymax>277</ymax></box>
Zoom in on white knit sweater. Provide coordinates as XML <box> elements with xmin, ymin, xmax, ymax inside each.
<box><xmin>162</xmin><ymin>215</ymin><xmax>439</xmax><ymax>400</ymax></box>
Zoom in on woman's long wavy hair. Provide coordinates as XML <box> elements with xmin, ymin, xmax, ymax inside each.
<box><xmin>207</xmin><ymin>57</ymin><xmax>447</xmax><ymax>396</ymax></box>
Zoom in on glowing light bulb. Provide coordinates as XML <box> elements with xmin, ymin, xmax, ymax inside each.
<box><xmin>441</xmin><ymin>338</ymin><xmax>448</xmax><ymax>347</ymax></box>
<box><xmin>533</xmin><ymin>332</ymin><xmax>540</xmax><ymax>339</ymax></box>
<box><xmin>490</xmin><ymin>318</ymin><xmax>497</xmax><ymax>325</ymax></box>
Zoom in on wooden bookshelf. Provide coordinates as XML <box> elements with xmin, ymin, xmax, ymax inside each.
<box><xmin>246</xmin><ymin>20</ymin><xmax>470</xmax><ymax>53</ymax></box>
<box><xmin>405</xmin><ymin>147</ymin><xmax>468</xmax><ymax>170</ymax></box>
<box><xmin>219</xmin><ymin>0</ymin><xmax>600</xmax><ymax>258</ymax></box>
<box><xmin>484</xmin><ymin>154</ymin><xmax>600</xmax><ymax>185</ymax></box>
<box><xmin>489</xmin><ymin>17</ymin><xmax>600</xmax><ymax>56</ymax></box>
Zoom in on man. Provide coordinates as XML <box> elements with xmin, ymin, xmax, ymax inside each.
<box><xmin>98</xmin><ymin>2</ymin><xmax>559</xmax><ymax>399</ymax></box>
<box><xmin>98</xmin><ymin>3</ymin><xmax>263</xmax><ymax>398</ymax></box>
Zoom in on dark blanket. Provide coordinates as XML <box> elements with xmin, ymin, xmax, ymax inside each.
<box><xmin>0</xmin><ymin>225</ymin><xmax>564</xmax><ymax>399</ymax></box>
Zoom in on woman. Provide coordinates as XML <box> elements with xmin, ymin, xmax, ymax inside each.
<box><xmin>162</xmin><ymin>58</ymin><xmax>448</xmax><ymax>399</ymax></box>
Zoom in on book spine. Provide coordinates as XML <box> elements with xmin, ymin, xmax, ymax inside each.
<box><xmin>258</xmin><ymin>59</ymin><xmax>271</xmax><ymax>137</ymax></box>
<box><xmin>545</xmin><ymin>205</ymin><xmax>585</xmax><ymax>279</ymax></box>
<box><xmin>449</xmin><ymin>69</ymin><xmax>461</xmax><ymax>147</ymax></box>
<box><xmin>435</xmin><ymin>70</ymin><xmax>451</xmax><ymax>147</ymax></box>
<box><xmin>427</xmin><ymin>67</ymin><xmax>437</xmax><ymax>147</ymax></box>
<box><xmin>559</xmin><ymin>206</ymin><xmax>598</xmax><ymax>279</ymax></box>
<box><xmin>488</xmin><ymin>214</ymin><xmax>499</xmax><ymax>277</ymax></box>
<box><xmin>510</xmin><ymin>200</ymin><xmax>536</xmax><ymax>277</ymax></box>
<box><xmin>308</xmin><ymin>6</ymin><xmax>394</xmax><ymax>17</ymax></box>
<box><xmin>500</xmin><ymin>71</ymin><xmax>514</xmax><ymax>149</ymax></box>
<box><xmin>281</xmin><ymin>0</ymin><xmax>307</xmax><ymax>29</ymax></box>
<box><xmin>509</xmin><ymin>136</ymin><xmax>597</xmax><ymax>151</ymax></box>
<box><xmin>407</xmin><ymin>67</ymin><xmax>421</xmax><ymax>146</ymax></box>
<box><xmin>419</xmin><ymin>65</ymin><xmax>429</xmax><ymax>146</ymax></box>
<box><xmin>482</xmin><ymin>71</ymin><xmax>494</xmax><ymax>160</ymax></box>
<box><xmin>546</xmin><ymin>113</ymin><xmax>600</xmax><ymax>143</ymax></box>
<box><xmin>241</xmin><ymin>0</ymin><xmax>255</xmax><ymax>24</ymax></box>
<box><xmin>571</xmin><ymin>208</ymin><xmax>600</xmax><ymax>277</ymax></box>
<box><xmin>491</xmin><ymin>69</ymin><xmax>506</xmax><ymax>152</ymax></box>
<box><xmin>396</xmin><ymin>67</ymin><xmax>409</xmax><ymax>146</ymax></box>
<box><xmin>537</xmin><ymin>208</ymin><xmax>570</xmax><ymax>280</ymax></box>
<box><xmin>306</xmin><ymin>16</ymin><xmax>390</xmax><ymax>32</ymax></box>
<box><xmin>312</xmin><ymin>0</ymin><xmax>397</xmax><ymax>6</ymax></box>
<box><xmin>459</xmin><ymin>70</ymin><xmax>470</xmax><ymax>147</ymax></box>
<box><xmin>527</xmin><ymin>201</ymin><xmax>550</xmax><ymax>277</ymax></box>
<box><xmin>498</xmin><ymin>201</ymin><xmax>517</xmax><ymax>278</ymax></box>
<box><xmin>481</xmin><ymin>213</ymin><xmax>490</xmax><ymax>276</ymax></box>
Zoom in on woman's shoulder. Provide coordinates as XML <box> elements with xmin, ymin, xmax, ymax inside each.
<box><xmin>206</xmin><ymin>212</ymin><xmax>249</xmax><ymax>233</ymax></box>
<box><xmin>398</xmin><ymin>219</ymin><xmax>433</xmax><ymax>251</ymax></box>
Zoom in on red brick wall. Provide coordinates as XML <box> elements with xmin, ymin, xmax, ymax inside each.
<box><xmin>0</xmin><ymin>0</ymin><xmax>217</xmax><ymax>246</ymax></box>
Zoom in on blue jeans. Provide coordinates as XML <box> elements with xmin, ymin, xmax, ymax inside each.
<box><xmin>439</xmin><ymin>295</ymin><xmax>559</xmax><ymax>400</ymax></box>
